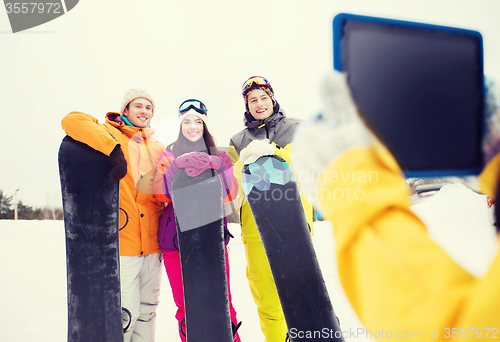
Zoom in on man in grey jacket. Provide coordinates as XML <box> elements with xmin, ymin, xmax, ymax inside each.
<box><xmin>228</xmin><ymin>76</ymin><xmax>313</xmax><ymax>342</ymax></box>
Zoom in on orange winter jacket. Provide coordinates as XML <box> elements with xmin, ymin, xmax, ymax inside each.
<box><xmin>61</xmin><ymin>111</ymin><xmax>166</xmax><ymax>256</ymax></box>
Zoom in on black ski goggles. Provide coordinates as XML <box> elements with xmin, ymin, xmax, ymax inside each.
<box><xmin>178</xmin><ymin>99</ymin><xmax>207</xmax><ymax>115</ymax></box>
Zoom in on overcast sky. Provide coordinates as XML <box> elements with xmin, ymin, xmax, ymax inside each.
<box><xmin>1</xmin><ymin>0</ymin><xmax>499</xmax><ymax>208</ymax></box>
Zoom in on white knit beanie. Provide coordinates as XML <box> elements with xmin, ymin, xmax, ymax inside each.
<box><xmin>120</xmin><ymin>88</ymin><xmax>155</xmax><ymax>115</ymax></box>
<box><xmin>178</xmin><ymin>108</ymin><xmax>208</xmax><ymax>125</ymax></box>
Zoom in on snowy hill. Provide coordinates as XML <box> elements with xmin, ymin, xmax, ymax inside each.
<box><xmin>0</xmin><ymin>183</ymin><xmax>497</xmax><ymax>341</ymax></box>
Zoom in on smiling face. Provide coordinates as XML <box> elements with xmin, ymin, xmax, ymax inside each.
<box><xmin>181</xmin><ymin>115</ymin><xmax>204</xmax><ymax>142</ymax></box>
<box><xmin>123</xmin><ymin>98</ymin><xmax>153</xmax><ymax>128</ymax></box>
<box><xmin>247</xmin><ymin>88</ymin><xmax>274</xmax><ymax>120</ymax></box>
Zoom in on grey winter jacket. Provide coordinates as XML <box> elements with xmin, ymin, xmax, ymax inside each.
<box><xmin>229</xmin><ymin>103</ymin><xmax>301</xmax><ymax>154</ymax></box>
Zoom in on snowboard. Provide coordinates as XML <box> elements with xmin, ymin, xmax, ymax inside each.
<box><xmin>242</xmin><ymin>155</ymin><xmax>344</xmax><ymax>342</ymax></box>
<box><xmin>171</xmin><ymin>168</ymin><xmax>233</xmax><ymax>341</ymax></box>
<box><xmin>58</xmin><ymin>136</ymin><xmax>123</xmax><ymax>342</ymax></box>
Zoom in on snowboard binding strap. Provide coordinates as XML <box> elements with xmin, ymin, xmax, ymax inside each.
<box><xmin>122</xmin><ymin>307</ymin><xmax>132</xmax><ymax>333</ymax></box>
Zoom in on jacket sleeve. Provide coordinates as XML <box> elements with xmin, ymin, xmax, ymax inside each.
<box><xmin>153</xmin><ymin>151</ymin><xmax>175</xmax><ymax>204</ymax></box>
<box><xmin>276</xmin><ymin>142</ymin><xmax>314</xmax><ymax>231</ymax></box>
<box><xmin>319</xmin><ymin>141</ymin><xmax>500</xmax><ymax>333</ymax></box>
<box><xmin>61</xmin><ymin>111</ymin><xmax>119</xmax><ymax>156</ymax></box>
<box><xmin>228</xmin><ymin>144</ymin><xmax>246</xmax><ymax>210</ymax></box>
<box><xmin>162</xmin><ymin>159</ymin><xmax>181</xmax><ymax>201</ymax></box>
<box><xmin>479</xmin><ymin>152</ymin><xmax>500</xmax><ymax>198</ymax></box>
<box><xmin>217</xmin><ymin>151</ymin><xmax>238</xmax><ymax>204</ymax></box>
<box><xmin>273</xmin><ymin>141</ymin><xmax>293</xmax><ymax>163</ymax></box>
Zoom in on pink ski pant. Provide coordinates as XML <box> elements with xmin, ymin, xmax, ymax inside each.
<box><xmin>163</xmin><ymin>249</ymin><xmax>241</xmax><ymax>342</ymax></box>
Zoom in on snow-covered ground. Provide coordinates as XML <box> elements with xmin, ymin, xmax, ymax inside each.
<box><xmin>0</xmin><ymin>182</ymin><xmax>497</xmax><ymax>341</ymax></box>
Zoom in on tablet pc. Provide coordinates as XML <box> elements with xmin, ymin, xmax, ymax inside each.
<box><xmin>333</xmin><ymin>13</ymin><xmax>484</xmax><ymax>178</ymax></box>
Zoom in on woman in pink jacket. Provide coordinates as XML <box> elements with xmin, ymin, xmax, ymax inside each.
<box><xmin>154</xmin><ymin>99</ymin><xmax>241</xmax><ymax>341</ymax></box>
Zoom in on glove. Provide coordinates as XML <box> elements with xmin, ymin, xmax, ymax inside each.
<box><xmin>240</xmin><ymin>138</ymin><xmax>275</xmax><ymax>165</ymax></box>
<box><xmin>292</xmin><ymin>70</ymin><xmax>374</xmax><ymax>209</ymax></box>
<box><xmin>108</xmin><ymin>145</ymin><xmax>128</xmax><ymax>182</ymax></box>
<box><xmin>176</xmin><ymin>151</ymin><xmax>222</xmax><ymax>177</ymax></box>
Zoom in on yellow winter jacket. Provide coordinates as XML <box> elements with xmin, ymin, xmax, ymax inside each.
<box><xmin>61</xmin><ymin>111</ymin><xmax>165</xmax><ymax>257</ymax></box>
<box><xmin>318</xmin><ymin>141</ymin><xmax>500</xmax><ymax>341</ymax></box>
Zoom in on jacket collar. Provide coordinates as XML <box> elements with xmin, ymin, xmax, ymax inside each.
<box><xmin>105</xmin><ymin>112</ymin><xmax>156</xmax><ymax>138</ymax></box>
<box><xmin>244</xmin><ymin>102</ymin><xmax>285</xmax><ymax>130</ymax></box>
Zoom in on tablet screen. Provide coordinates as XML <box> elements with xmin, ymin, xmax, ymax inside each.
<box><xmin>333</xmin><ymin>14</ymin><xmax>484</xmax><ymax>177</ymax></box>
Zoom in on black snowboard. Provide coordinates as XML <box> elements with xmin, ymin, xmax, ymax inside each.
<box><xmin>58</xmin><ymin>136</ymin><xmax>123</xmax><ymax>342</ymax></box>
<box><xmin>242</xmin><ymin>155</ymin><xmax>344</xmax><ymax>342</ymax></box>
<box><xmin>171</xmin><ymin>168</ymin><xmax>233</xmax><ymax>341</ymax></box>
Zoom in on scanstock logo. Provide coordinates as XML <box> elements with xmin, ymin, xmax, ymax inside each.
<box><xmin>3</xmin><ymin>0</ymin><xmax>79</xmax><ymax>33</ymax></box>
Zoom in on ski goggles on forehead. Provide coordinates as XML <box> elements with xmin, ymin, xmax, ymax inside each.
<box><xmin>242</xmin><ymin>76</ymin><xmax>271</xmax><ymax>95</ymax></box>
<box><xmin>178</xmin><ymin>99</ymin><xmax>207</xmax><ymax>115</ymax></box>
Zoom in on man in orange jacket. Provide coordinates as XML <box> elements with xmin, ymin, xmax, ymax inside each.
<box><xmin>62</xmin><ymin>89</ymin><xmax>166</xmax><ymax>342</ymax></box>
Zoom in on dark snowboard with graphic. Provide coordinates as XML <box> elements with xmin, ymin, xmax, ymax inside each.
<box><xmin>171</xmin><ymin>168</ymin><xmax>233</xmax><ymax>341</ymax></box>
<box><xmin>58</xmin><ymin>136</ymin><xmax>123</xmax><ymax>342</ymax></box>
<box><xmin>242</xmin><ymin>155</ymin><xmax>344</xmax><ymax>342</ymax></box>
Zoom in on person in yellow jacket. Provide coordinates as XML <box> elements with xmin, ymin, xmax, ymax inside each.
<box><xmin>61</xmin><ymin>89</ymin><xmax>165</xmax><ymax>342</ymax></box>
<box><xmin>292</xmin><ymin>70</ymin><xmax>500</xmax><ymax>341</ymax></box>
<box><xmin>228</xmin><ymin>76</ymin><xmax>313</xmax><ymax>342</ymax></box>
